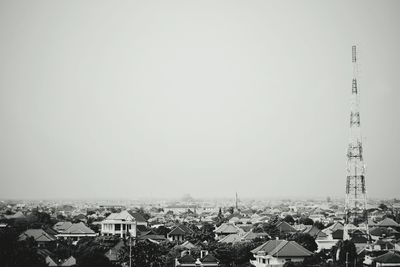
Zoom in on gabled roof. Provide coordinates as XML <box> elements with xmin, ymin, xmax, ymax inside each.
<box><xmin>214</xmin><ymin>223</ymin><xmax>242</xmax><ymax>234</ymax></box>
<box><xmin>53</xmin><ymin>222</ymin><xmax>73</xmax><ymax>232</ymax></box>
<box><xmin>19</xmin><ymin>229</ymin><xmax>56</xmax><ymax>242</ymax></box>
<box><xmin>373</xmin><ymin>251</ymin><xmax>400</xmax><ymax>263</ymax></box>
<box><xmin>302</xmin><ymin>225</ymin><xmax>321</xmax><ymax>238</ymax></box>
<box><xmin>178</xmin><ymin>254</ymin><xmax>196</xmax><ymax>263</ymax></box>
<box><xmin>218</xmin><ymin>233</ymin><xmax>242</xmax><ymax>244</ymax></box>
<box><xmin>62</xmin><ymin>222</ymin><xmax>95</xmax><ymax>235</ymax></box>
<box><xmin>377</xmin><ymin>218</ymin><xmax>400</xmax><ymax>227</ymax></box>
<box><xmin>181</xmin><ymin>241</ymin><xmax>197</xmax><ymax>250</ymax></box>
<box><xmin>127</xmin><ymin>211</ymin><xmax>147</xmax><ymax>222</ymax></box>
<box><xmin>60</xmin><ymin>256</ymin><xmax>76</xmax><ymax>266</ymax></box>
<box><xmin>201</xmin><ymin>253</ymin><xmax>219</xmax><ymax>263</ymax></box>
<box><xmin>45</xmin><ymin>256</ymin><xmax>58</xmax><ymax>267</ymax></box>
<box><xmin>369</xmin><ymin>226</ymin><xmax>398</xmax><ymax>237</ymax></box>
<box><xmin>276</xmin><ymin>221</ymin><xmax>296</xmax><ymax>233</ymax></box>
<box><xmin>105</xmin><ymin>210</ymin><xmax>135</xmax><ymax>221</ymax></box>
<box><xmin>105</xmin><ymin>240</ymin><xmax>124</xmax><ymax>262</ymax></box>
<box><xmin>241</xmin><ymin>231</ymin><xmax>270</xmax><ymax>241</ymax></box>
<box><xmin>168</xmin><ymin>224</ymin><xmax>193</xmax><ymax>236</ymax></box>
<box><xmin>331</xmin><ymin>229</ymin><xmax>344</xmax><ymax>240</ymax></box>
<box><xmin>251</xmin><ymin>240</ymin><xmax>312</xmax><ymax>258</ymax></box>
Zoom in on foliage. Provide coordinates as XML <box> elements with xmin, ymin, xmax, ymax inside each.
<box><xmin>299</xmin><ymin>217</ymin><xmax>314</xmax><ymax>225</ymax></box>
<box><xmin>188</xmin><ymin>222</ymin><xmax>215</xmax><ymax>243</ymax></box>
<box><xmin>289</xmin><ymin>233</ymin><xmax>318</xmax><ymax>252</ymax></box>
<box><xmin>334</xmin><ymin>240</ymin><xmax>357</xmax><ymax>265</ymax></box>
<box><xmin>253</xmin><ymin>222</ymin><xmax>280</xmax><ymax>239</ymax></box>
<box><xmin>118</xmin><ymin>240</ymin><xmax>167</xmax><ymax>267</ymax></box>
<box><xmin>0</xmin><ymin>228</ymin><xmax>47</xmax><ymax>267</ymax></box>
<box><xmin>313</xmin><ymin>221</ymin><xmax>325</xmax><ymax>230</ymax></box>
<box><xmin>154</xmin><ymin>225</ymin><xmax>171</xmax><ymax>237</ymax></box>
<box><xmin>283</xmin><ymin>215</ymin><xmax>295</xmax><ymax>225</ymax></box>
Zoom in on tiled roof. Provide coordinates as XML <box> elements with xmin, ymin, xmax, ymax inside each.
<box><xmin>53</xmin><ymin>222</ymin><xmax>73</xmax><ymax>232</ymax></box>
<box><xmin>127</xmin><ymin>211</ymin><xmax>147</xmax><ymax>222</ymax></box>
<box><xmin>242</xmin><ymin>231</ymin><xmax>269</xmax><ymax>241</ymax></box>
<box><xmin>201</xmin><ymin>254</ymin><xmax>219</xmax><ymax>263</ymax></box>
<box><xmin>178</xmin><ymin>254</ymin><xmax>196</xmax><ymax>263</ymax></box>
<box><xmin>218</xmin><ymin>234</ymin><xmax>242</xmax><ymax>244</ymax></box>
<box><xmin>251</xmin><ymin>240</ymin><xmax>312</xmax><ymax>257</ymax></box>
<box><xmin>276</xmin><ymin>221</ymin><xmax>296</xmax><ymax>233</ymax></box>
<box><xmin>214</xmin><ymin>223</ymin><xmax>241</xmax><ymax>234</ymax></box>
<box><xmin>61</xmin><ymin>222</ymin><xmax>95</xmax><ymax>235</ymax></box>
<box><xmin>168</xmin><ymin>224</ymin><xmax>193</xmax><ymax>236</ymax></box>
<box><xmin>19</xmin><ymin>229</ymin><xmax>56</xmax><ymax>242</ymax></box>
<box><xmin>373</xmin><ymin>251</ymin><xmax>400</xmax><ymax>263</ymax></box>
<box><xmin>377</xmin><ymin>218</ymin><xmax>400</xmax><ymax>227</ymax></box>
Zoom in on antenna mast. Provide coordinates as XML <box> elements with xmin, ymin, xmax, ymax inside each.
<box><xmin>344</xmin><ymin>45</ymin><xmax>369</xmax><ymax>240</ymax></box>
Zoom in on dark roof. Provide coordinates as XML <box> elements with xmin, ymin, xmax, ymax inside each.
<box><xmin>105</xmin><ymin>240</ymin><xmax>124</xmax><ymax>262</ymax></box>
<box><xmin>178</xmin><ymin>254</ymin><xmax>196</xmax><ymax>263</ymax></box>
<box><xmin>201</xmin><ymin>253</ymin><xmax>219</xmax><ymax>263</ymax></box>
<box><xmin>19</xmin><ymin>229</ymin><xmax>56</xmax><ymax>242</ymax></box>
<box><xmin>251</xmin><ymin>240</ymin><xmax>313</xmax><ymax>257</ymax></box>
<box><xmin>377</xmin><ymin>218</ymin><xmax>400</xmax><ymax>227</ymax></box>
<box><xmin>136</xmin><ymin>225</ymin><xmax>148</xmax><ymax>232</ymax></box>
<box><xmin>373</xmin><ymin>251</ymin><xmax>400</xmax><ymax>263</ymax></box>
<box><xmin>331</xmin><ymin>229</ymin><xmax>344</xmax><ymax>240</ymax></box>
<box><xmin>168</xmin><ymin>224</ymin><xmax>193</xmax><ymax>236</ymax></box>
<box><xmin>303</xmin><ymin>225</ymin><xmax>321</xmax><ymax>238</ymax></box>
<box><xmin>127</xmin><ymin>211</ymin><xmax>147</xmax><ymax>222</ymax></box>
<box><xmin>276</xmin><ymin>221</ymin><xmax>296</xmax><ymax>233</ymax></box>
<box><xmin>351</xmin><ymin>235</ymin><xmax>368</xmax><ymax>244</ymax></box>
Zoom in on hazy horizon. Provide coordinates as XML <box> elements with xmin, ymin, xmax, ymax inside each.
<box><xmin>1</xmin><ymin>0</ymin><xmax>400</xmax><ymax>199</ymax></box>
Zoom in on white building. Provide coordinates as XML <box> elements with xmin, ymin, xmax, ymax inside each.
<box><xmin>100</xmin><ymin>210</ymin><xmax>147</xmax><ymax>238</ymax></box>
<box><xmin>53</xmin><ymin>222</ymin><xmax>97</xmax><ymax>242</ymax></box>
<box><xmin>250</xmin><ymin>240</ymin><xmax>312</xmax><ymax>267</ymax></box>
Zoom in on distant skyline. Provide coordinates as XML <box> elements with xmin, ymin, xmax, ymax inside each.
<box><xmin>1</xmin><ymin>0</ymin><xmax>400</xmax><ymax>199</ymax></box>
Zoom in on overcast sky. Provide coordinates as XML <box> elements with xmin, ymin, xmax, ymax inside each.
<box><xmin>0</xmin><ymin>0</ymin><xmax>399</xmax><ymax>200</ymax></box>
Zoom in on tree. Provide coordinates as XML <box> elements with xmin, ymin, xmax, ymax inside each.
<box><xmin>77</xmin><ymin>250</ymin><xmax>114</xmax><ymax>267</ymax></box>
<box><xmin>379</xmin><ymin>203</ymin><xmax>388</xmax><ymax>211</ymax></box>
<box><xmin>334</xmin><ymin>240</ymin><xmax>357</xmax><ymax>266</ymax></box>
<box><xmin>154</xmin><ymin>225</ymin><xmax>171</xmax><ymax>237</ymax></box>
<box><xmin>283</xmin><ymin>215</ymin><xmax>295</xmax><ymax>225</ymax></box>
<box><xmin>118</xmin><ymin>240</ymin><xmax>167</xmax><ymax>267</ymax></box>
<box><xmin>135</xmin><ymin>207</ymin><xmax>151</xmax><ymax>221</ymax></box>
<box><xmin>314</xmin><ymin>221</ymin><xmax>325</xmax><ymax>230</ymax></box>
<box><xmin>289</xmin><ymin>233</ymin><xmax>318</xmax><ymax>252</ymax></box>
<box><xmin>299</xmin><ymin>217</ymin><xmax>314</xmax><ymax>225</ymax></box>
<box><xmin>253</xmin><ymin>222</ymin><xmax>279</xmax><ymax>239</ymax></box>
<box><xmin>0</xmin><ymin>228</ymin><xmax>47</xmax><ymax>267</ymax></box>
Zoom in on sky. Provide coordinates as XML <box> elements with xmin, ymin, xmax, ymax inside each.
<box><xmin>0</xmin><ymin>0</ymin><xmax>399</xmax><ymax>200</ymax></box>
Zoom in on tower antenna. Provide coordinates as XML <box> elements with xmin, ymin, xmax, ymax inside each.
<box><xmin>344</xmin><ymin>45</ymin><xmax>369</xmax><ymax>240</ymax></box>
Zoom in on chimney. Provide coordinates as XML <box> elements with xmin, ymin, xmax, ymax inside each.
<box><xmin>200</xmin><ymin>250</ymin><xmax>208</xmax><ymax>258</ymax></box>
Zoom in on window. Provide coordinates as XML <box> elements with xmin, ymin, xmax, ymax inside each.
<box><xmin>115</xmin><ymin>224</ymin><xmax>121</xmax><ymax>231</ymax></box>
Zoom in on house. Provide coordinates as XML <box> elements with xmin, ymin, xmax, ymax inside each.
<box><xmin>104</xmin><ymin>240</ymin><xmax>125</xmax><ymax>263</ymax></box>
<box><xmin>45</xmin><ymin>256</ymin><xmax>76</xmax><ymax>267</ymax></box>
<box><xmin>19</xmin><ymin>229</ymin><xmax>56</xmax><ymax>247</ymax></box>
<box><xmin>100</xmin><ymin>210</ymin><xmax>147</xmax><ymax>238</ymax></box>
<box><xmin>218</xmin><ymin>233</ymin><xmax>242</xmax><ymax>244</ymax></box>
<box><xmin>275</xmin><ymin>221</ymin><xmax>297</xmax><ymax>235</ymax></box>
<box><xmin>372</xmin><ymin>251</ymin><xmax>400</xmax><ymax>267</ymax></box>
<box><xmin>250</xmin><ymin>239</ymin><xmax>313</xmax><ymax>267</ymax></box>
<box><xmin>214</xmin><ymin>223</ymin><xmax>243</xmax><ymax>240</ymax></box>
<box><xmin>241</xmin><ymin>231</ymin><xmax>270</xmax><ymax>242</ymax></box>
<box><xmin>167</xmin><ymin>224</ymin><xmax>194</xmax><ymax>242</ymax></box>
<box><xmin>137</xmin><ymin>229</ymin><xmax>167</xmax><ymax>243</ymax></box>
<box><xmin>175</xmin><ymin>250</ymin><xmax>219</xmax><ymax>267</ymax></box>
<box><xmin>53</xmin><ymin>222</ymin><xmax>97</xmax><ymax>242</ymax></box>
<box><xmin>377</xmin><ymin>218</ymin><xmax>400</xmax><ymax>228</ymax></box>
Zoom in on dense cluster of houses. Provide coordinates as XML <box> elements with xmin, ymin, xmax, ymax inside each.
<box><xmin>1</xmin><ymin>199</ymin><xmax>400</xmax><ymax>266</ymax></box>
